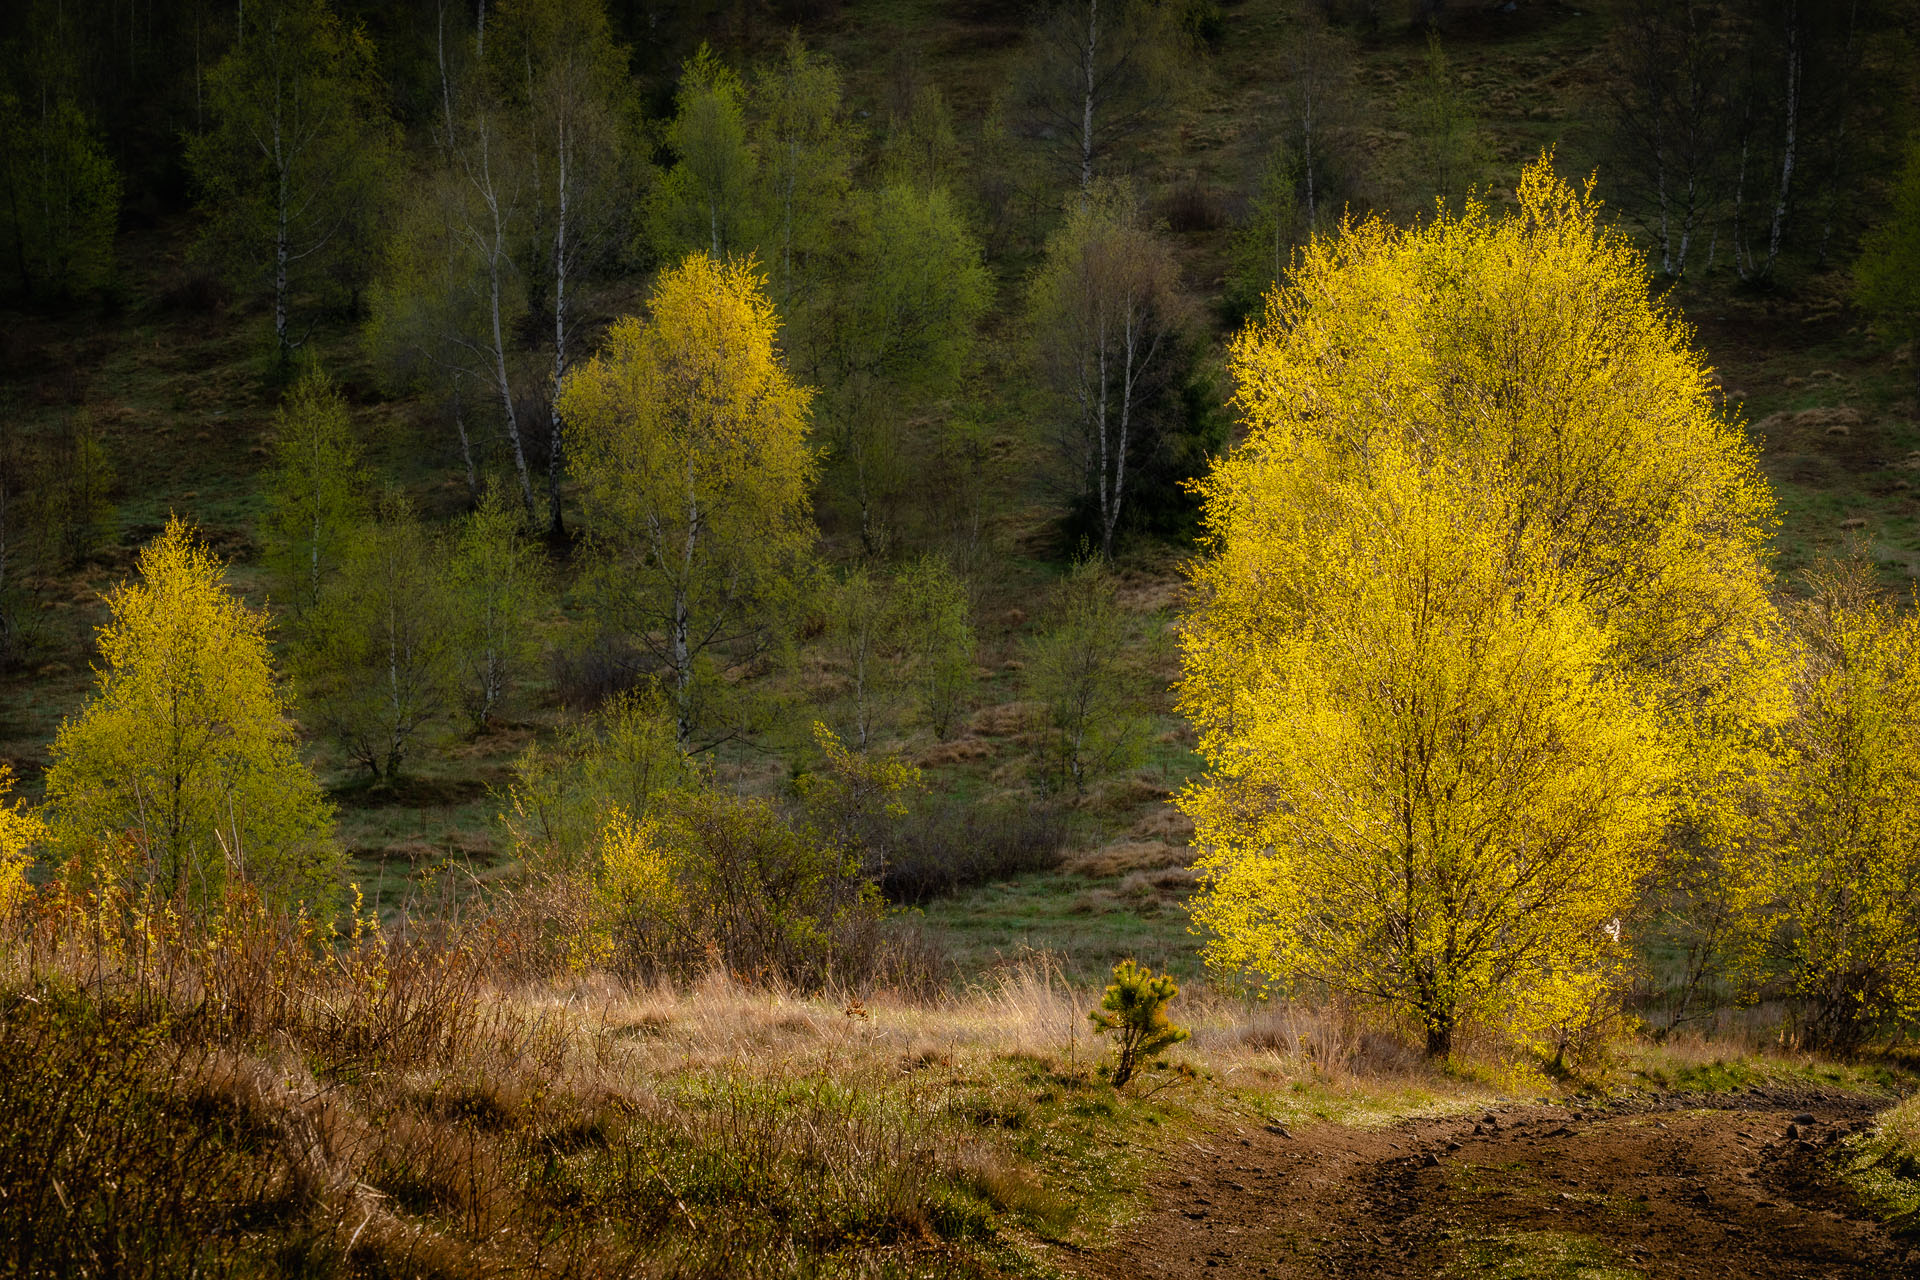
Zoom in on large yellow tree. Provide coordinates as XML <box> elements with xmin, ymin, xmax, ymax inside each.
<box><xmin>1181</xmin><ymin>160</ymin><xmax>1786</xmax><ymax>1057</ymax></box>
<box><xmin>558</xmin><ymin>253</ymin><xmax>816</xmax><ymax>746</ymax></box>
<box><xmin>42</xmin><ymin>518</ymin><xmax>339</xmax><ymax>909</ymax></box>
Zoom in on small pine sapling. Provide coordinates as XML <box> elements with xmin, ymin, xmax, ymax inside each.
<box><xmin>1089</xmin><ymin>959</ymin><xmax>1190</xmax><ymax>1087</ymax></box>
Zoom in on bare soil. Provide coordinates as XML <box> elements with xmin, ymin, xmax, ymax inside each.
<box><xmin>1081</xmin><ymin>1088</ymin><xmax>1917</xmax><ymax>1279</ymax></box>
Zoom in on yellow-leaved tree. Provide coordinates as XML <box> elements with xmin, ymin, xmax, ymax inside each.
<box><xmin>1750</xmin><ymin>562</ymin><xmax>1920</xmax><ymax>1052</ymax></box>
<box><xmin>1180</xmin><ymin>159</ymin><xmax>1787</xmax><ymax>1059</ymax></box>
<box><xmin>559</xmin><ymin>252</ymin><xmax>816</xmax><ymax>747</ymax></box>
<box><xmin>41</xmin><ymin>518</ymin><xmax>340</xmax><ymax>909</ymax></box>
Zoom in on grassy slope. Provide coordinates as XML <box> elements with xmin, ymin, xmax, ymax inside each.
<box><xmin>1</xmin><ymin>0</ymin><xmax>1914</xmax><ymax>981</ymax></box>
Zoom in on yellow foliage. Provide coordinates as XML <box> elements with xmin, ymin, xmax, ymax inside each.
<box><xmin>559</xmin><ymin>252</ymin><xmax>816</xmax><ymax>745</ymax></box>
<box><xmin>1181</xmin><ymin>160</ymin><xmax>1785</xmax><ymax>1059</ymax></box>
<box><xmin>1749</xmin><ymin>565</ymin><xmax>1920</xmax><ymax>1050</ymax></box>
<box><xmin>0</xmin><ymin>767</ymin><xmax>43</xmax><ymax>917</ymax></box>
<box><xmin>40</xmin><ymin>517</ymin><xmax>340</xmax><ymax>910</ymax></box>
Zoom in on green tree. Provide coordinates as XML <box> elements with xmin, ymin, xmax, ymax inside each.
<box><xmin>648</xmin><ymin>46</ymin><xmax>755</xmax><ymax>261</ymax></box>
<box><xmin>503</xmin><ymin>686</ymin><xmax>694</xmax><ymax>874</ymax></box>
<box><xmin>41</xmin><ymin>518</ymin><xmax>339</xmax><ymax>909</ymax></box>
<box><xmin>1028</xmin><ymin>182</ymin><xmax>1190</xmax><ymax>560</ymax></box>
<box><xmin>1404</xmin><ymin>33</ymin><xmax>1485</xmax><ymax>215</ymax></box>
<box><xmin>1026</xmin><ymin>556</ymin><xmax>1143</xmax><ymax>795</ymax></box>
<box><xmin>1089</xmin><ymin>960</ymin><xmax>1189</xmax><ymax>1087</ymax></box>
<box><xmin>826</xmin><ymin>566</ymin><xmax>898</xmax><ymax>752</ymax></box>
<box><xmin>448</xmin><ymin>482</ymin><xmax>552</xmax><ymax>730</ymax></box>
<box><xmin>0</xmin><ymin>92</ymin><xmax>120</xmax><ymax>299</ymax></box>
<box><xmin>1228</xmin><ymin>144</ymin><xmax>1304</xmax><ymax>316</ymax></box>
<box><xmin>559</xmin><ymin>253</ymin><xmax>817</xmax><ymax>747</ymax></box>
<box><xmin>896</xmin><ymin>553</ymin><xmax>974</xmax><ymax>741</ymax></box>
<box><xmin>1856</xmin><ymin>133</ymin><xmax>1920</xmax><ymax>396</ymax></box>
<box><xmin>881</xmin><ymin>81</ymin><xmax>962</xmax><ymax>196</ymax></box>
<box><xmin>748</xmin><ymin>33</ymin><xmax>852</xmax><ymax>313</ymax></box>
<box><xmin>24</xmin><ymin>410</ymin><xmax>116</xmax><ymax>569</ymax></box>
<box><xmin>817</xmin><ymin>183</ymin><xmax>991</xmax><ymax>553</ymax></box>
<box><xmin>298</xmin><ymin>490</ymin><xmax>454</xmax><ymax>781</ymax></box>
<box><xmin>262</xmin><ymin>364</ymin><xmax>366</xmax><ymax>613</ymax></box>
<box><xmin>187</xmin><ymin>0</ymin><xmax>399</xmax><ymax>362</ymax></box>
<box><xmin>490</xmin><ymin>0</ymin><xmax>639</xmax><ymax>536</ymax></box>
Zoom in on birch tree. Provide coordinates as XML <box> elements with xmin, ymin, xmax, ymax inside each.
<box><xmin>648</xmin><ymin>46</ymin><xmax>755</xmax><ymax>262</ymax></box>
<box><xmin>559</xmin><ymin>254</ymin><xmax>816</xmax><ymax>748</ymax></box>
<box><xmin>748</xmin><ymin>33</ymin><xmax>852</xmax><ymax>315</ymax></box>
<box><xmin>298</xmin><ymin>490</ymin><xmax>456</xmax><ymax>781</ymax></box>
<box><xmin>41</xmin><ymin>518</ymin><xmax>340</xmax><ymax>909</ymax></box>
<box><xmin>261</xmin><ymin>362</ymin><xmax>366</xmax><ymax>614</ymax></box>
<box><xmin>1605</xmin><ymin>0</ymin><xmax>1733</xmax><ymax>277</ymax></box>
<box><xmin>187</xmin><ymin>0</ymin><xmax>397</xmax><ymax>364</ymax></box>
<box><xmin>1028</xmin><ymin>182</ymin><xmax>1188</xmax><ymax>560</ymax></box>
<box><xmin>491</xmin><ymin>0</ymin><xmax>636</xmax><ymax>537</ymax></box>
<box><xmin>1012</xmin><ymin>0</ymin><xmax>1184</xmax><ymax>191</ymax></box>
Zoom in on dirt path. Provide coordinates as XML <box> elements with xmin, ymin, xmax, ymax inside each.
<box><xmin>1082</xmin><ymin>1087</ymin><xmax>1917</xmax><ymax>1279</ymax></box>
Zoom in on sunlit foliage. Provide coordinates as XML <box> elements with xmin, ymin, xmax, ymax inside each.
<box><xmin>1181</xmin><ymin>160</ymin><xmax>1785</xmax><ymax>1057</ymax></box>
<box><xmin>41</xmin><ymin>518</ymin><xmax>338</xmax><ymax>908</ymax></box>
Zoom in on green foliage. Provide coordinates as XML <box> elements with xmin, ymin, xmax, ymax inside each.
<box><xmin>503</xmin><ymin>686</ymin><xmax>694</xmax><ymax>875</ymax></box>
<box><xmin>817</xmin><ymin>182</ymin><xmax>991</xmax><ymax>553</ymax></box>
<box><xmin>22</xmin><ymin>410</ymin><xmax>116</xmax><ymax>569</ymax></box>
<box><xmin>41</xmin><ymin>518</ymin><xmax>339</xmax><ymax>909</ymax></box>
<box><xmin>1089</xmin><ymin>959</ymin><xmax>1189</xmax><ymax>1087</ymax></box>
<box><xmin>0</xmin><ymin>92</ymin><xmax>119</xmax><ymax>298</ymax></box>
<box><xmin>588</xmin><ymin>785</ymin><xmax>887</xmax><ymax>987</ymax></box>
<box><xmin>448</xmin><ymin>483</ymin><xmax>552</xmax><ymax>730</ymax></box>
<box><xmin>881</xmin><ymin>81</ymin><xmax>962</xmax><ymax>195</ymax></box>
<box><xmin>1228</xmin><ymin>144</ymin><xmax>1305</xmax><ymax>316</ymax></box>
<box><xmin>1403</xmin><ymin>34</ymin><xmax>1486</xmax><ymax>215</ymax></box>
<box><xmin>825</xmin><ymin>566</ymin><xmax>898</xmax><ymax>750</ymax></box>
<box><xmin>749</xmin><ymin>33</ymin><xmax>853</xmax><ymax>311</ymax></box>
<box><xmin>187</xmin><ymin>0</ymin><xmax>399</xmax><ymax>360</ymax></box>
<box><xmin>896</xmin><ymin>553</ymin><xmax>975</xmax><ymax>741</ymax></box>
<box><xmin>1024</xmin><ymin>557</ymin><xmax>1144</xmax><ymax>795</ymax></box>
<box><xmin>296</xmin><ymin>490</ymin><xmax>454</xmax><ymax>781</ymax></box>
<box><xmin>1856</xmin><ymin>132</ymin><xmax>1920</xmax><ymax>379</ymax></box>
<box><xmin>796</xmin><ymin>721</ymin><xmax>923</xmax><ymax>881</ymax></box>
<box><xmin>648</xmin><ymin>45</ymin><xmax>754</xmax><ymax>261</ymax></box>
<box><xmin>262</xmin><ymin>363</ymin><xmax>366</xmax><ymax>613</ymax></box>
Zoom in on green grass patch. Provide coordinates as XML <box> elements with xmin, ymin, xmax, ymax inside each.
<box><xmin>1444</xmin><ymin>1229</ymin><xmax>1645</xmax><ymax>1280</ymax></box>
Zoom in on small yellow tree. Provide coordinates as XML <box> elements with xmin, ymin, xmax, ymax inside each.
<box><xmin>41</xmin><ymin>518</ymin><xmax>339</xmax><ymax>908</ymax></box>
<box><xmin>1182</xmin><ymin>159</ymin><xmax>1785</xmax><ymax>1057</ymax></box>
<box><xmin>559</xmin><ymin>252</ymin><xmax>816</xmax><ymax>747</ymax></box>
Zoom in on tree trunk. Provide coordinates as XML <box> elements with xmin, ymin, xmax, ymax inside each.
<box><xmin>1080</xmin><ymin>0</ymin><xmax>1099</xmax><ymax>191</ymax></box>
<box><xmin>1763</xmin><ymin>0</ymin><xmax>1799</xmax><ymax>279</ymax></box>
<box><xmin>548</xmin><ymin>126</ymin><xmax>570</xmax><ymax>539</ymax></box>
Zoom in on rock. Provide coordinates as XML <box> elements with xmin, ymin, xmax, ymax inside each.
<box><xmin>1265</xmin><ymin>1124</ymin><xmax>1293</xmax><ymax>1139</ymax></box>
<box><xmin>1786</xmin><ymin>1123</ymin><xmax>1802</xmax><ymax>1139</ymax></box>
<box><xmin>1422</xmin><ymin>1153</ymin><xmax>1440</xmax><ymax>1167</ymax></box>
<box><xmin>1792</xmin><ymin>1113</ymin><xmax>1816</xmax><ymax>1125</ymax></box>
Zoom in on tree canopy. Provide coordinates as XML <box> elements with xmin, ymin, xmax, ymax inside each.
<box><xmin>1180</xmin><ymin>160</ymin><xmax>1786</xmax><ymax>1056</ymax></box>
<box><xmin>41</xmin><ymin>518</ymin><xmax>339</xmax><ymax>909</ymax></box>
<box><xmin>559</xmin><ymin>253</ymin><xmax>816</xmax><ymax>747</ymax></box>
